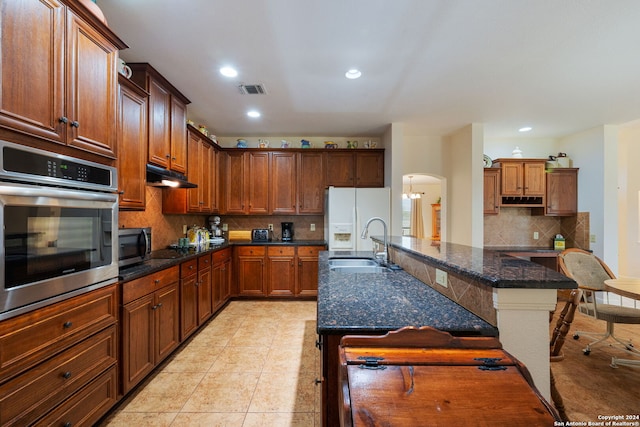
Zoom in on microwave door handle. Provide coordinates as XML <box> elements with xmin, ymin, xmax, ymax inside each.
<box><xmin>137</xmin><ymin>230</ymin><xmax>149</xmax><ymax>257</ymax></box>
<box><xmin>142</xmin><ymin>230</ymin><xmax>151</xmax><ymax>255</ymax></box>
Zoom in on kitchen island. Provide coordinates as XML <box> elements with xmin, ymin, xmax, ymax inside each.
<box><xmin>316</xmin><ymin>241</ymin><xmax>575</xmax><ymax>427</ymax></box>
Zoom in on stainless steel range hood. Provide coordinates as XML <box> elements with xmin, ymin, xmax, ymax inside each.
<box><xmin>146</xmin><ymin>164</ymin><xmax>197</xmax><ymax>188</ymax></box>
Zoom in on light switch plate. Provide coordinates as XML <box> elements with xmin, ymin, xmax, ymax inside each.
<box><xmin>435</xmin><ymin>269</ymin><xmax>448</xmax><ymax>287</ymax></box>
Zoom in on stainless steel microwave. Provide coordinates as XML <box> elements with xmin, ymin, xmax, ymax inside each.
<box><xmin>118</xmin><ymin>227</ymin><xmax>152</xmax><ymax>268</ymax></box>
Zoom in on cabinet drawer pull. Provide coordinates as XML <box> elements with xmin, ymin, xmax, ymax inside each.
<box><xmin>155</xmin><ymin>279</ymin><xmax>161</xmax><ymax>284</ymax></box>
<box><xmin>62</xmin><ymin>371</ymin><xmax>72</xmax><ymax>379</ymax></box>
<box><xmin>64</xmin><ymin>422</ymin><xmax>72</xmax><ymax>427</ymax></box>
<box><xmin>314</xmin><ymin>378</ymin><xmax>323</xmax><ymax>385</ymax></box>
<box><xmin>63</xmin><ymin>321</ymin><xmax>73</xmax><ymax>329</ymax></box>
<box><xmin>189</xmin><ymin>265</ymin><xmax>194</xmax><ymax>270</ymax></box>
<box><xmin>59</xmin><ymin>116</ymin><xmax>68</xmax><ymax>124</ymax></box>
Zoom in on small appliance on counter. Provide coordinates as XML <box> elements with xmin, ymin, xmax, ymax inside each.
<box><xmin>208</xmin><ymin>215</ymin><xmax>223</xmax><ymax>237</ymax></box>
<box><xmin>118</xmin><ymin>227</ymin><xmax>152</xmax><ymax>267</ymax></box>
<box><xmin>281</xmin><ymin>222</ymin><xmax>294</xmax><ymax>241</ymax></box>
<box><xmin>251</xmin><ymin>228</ymin><xmax>272</xmax><ymax>242</ymax></box>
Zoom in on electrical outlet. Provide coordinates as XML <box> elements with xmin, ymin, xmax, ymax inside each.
<box><xmin>222</xmin><ymin>223</ymin><xmax>228</xmax><ymax>231</ymax></box>
<box><xmin>435</xmin><ymin>269</ymin><xmax>448</xmax><ymax>287</ymax></box>
<box><xmin>590</xmin><ymin>234</ymin><xmax>596</xmax><ymax>243</ymax></box>
<box><xmin>268</xmin><ymin>224</ymin><xmax>273</xmax><ymax>232</ymax></box>
<box><xmin>310</xmin><ymin>223</ymin><xmax>316</xmax><ymax>231</ymax></box>
<box><xmin>533</xmin><ymin>231</ymin><xmax>539</xmax><ymax>240</ymax></box>
<box><xmin>182</xmin><ymin>224</ymin><xmax>187</xmax><ymax>235</ymax></box>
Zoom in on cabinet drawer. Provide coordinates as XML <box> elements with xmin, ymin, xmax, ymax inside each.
<box><xmin>213</xmin><ymin>247</ymin><xmax>232</xmax><ymax>264</ymax></box>
<box><xmin>0</xmin><ymin>284</ymin><xmax>117</xmax><ymax>382</ymax></box>
<box><xmin>122</xmin><ymin>266</ymin><xmax>179</xmax><ymax>304</ymax></box>
<box><xmin>0</xmin><ymin>326</ymin><xmax>116</xmax><ymax>426</ymax></box>
<box><xmin>297</xmin><ymin>245</ymin><xmax>325</xmax><ymax>257</ymax></box>
<box><xmin>38</xmin><ymin>365</ymin><xmax>117</xmax><ymax>427</ymax></box>
<box><xmin>181</xmin><ymin>259</ymin><xmax>198</xmax><ymax>277</ymax></box>
<box><xmin>236</xmin><ymin>246</ymin><xmax>266</xmax><ymax>256</ymax></box>
<box><xmin>198</xmin><ymin>253</ymin><xmax>212</xmax><ymax>269</ymax></box>
<box><xmin>268</xmin><ymin>246</ymin><xmax>295</xmax><ymax>256</ymax></box>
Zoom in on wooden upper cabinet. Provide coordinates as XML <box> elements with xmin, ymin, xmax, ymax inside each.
<box><xmin>325</xmin><ymin>150</ymin><xmax>384</xmax><ymax>187</ymax></box>
<box><xmin>271</xmin><ymin>152</ymin><xmax>297</xmax><ymax>214</ymax></box>
<box><xmin>0</xmin><ymin>0</ymin><xmax>126</xmax><ymax>160</ymax></box>
<box><xmin>117</xmin><ymin>75</ymin><xmax>148</xmax><ymax>210</ymax></box>
<box><xmin>222</xmin><ymin>152</ymin><xmax>246</xmax><ymax>214</ymax></box>
<box><xmin>497</xmin><ymin>159</ymin><xmax>546</xmax><ymax>196</ymax></box>
<box><xmin>162</xmin><ymin>127</ymin><xmax>217</xmax><ymax>214</ymax></box>
<box><xmin>325</xmin><ymin>151</ymin><xmax>355</xmax><ymax>187</ymax></box>
<box><xmin>246</xmin><ymin>152</ymin><xmax>270</xmax><ymax>214</ymax></box>
<box><xmin>298</xmin><ymin>151</ymin><xmax>325</xmax><ymax>214</ymax></box>
<box><xmin>542</xmin><ymin>168</ymin><xmax>579</xmax><ymax>216</ymax></box>
<box><xmin>355</xmin><ymin>151</ymin><xmax>384</xmax><ymax>187</ymax></box>
<box><xmin>483</xmin><ymin>168</ymin><xmax>500</xmax><ymax>215</ymax></box>
<box><xmin>128</xmin><ymin>63</ymin><xmax>190</xmax><ymax>174</ymax></box>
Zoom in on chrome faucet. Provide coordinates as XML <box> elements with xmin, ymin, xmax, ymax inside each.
<box><xmin>360</xmin><ymin>217</ymin><xmax>389</xmax><ymax>264</ymax></box>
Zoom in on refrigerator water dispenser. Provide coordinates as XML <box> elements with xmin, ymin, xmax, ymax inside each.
<box><xmin>330</xmin><ymin>223</ymin><xmax>354</xmax><ymax>249</ymax></box>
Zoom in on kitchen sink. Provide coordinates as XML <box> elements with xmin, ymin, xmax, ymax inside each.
<box><xmin>330</xmin><ymin>265</ymin><xmax>392</xmax><ymax>273</ymax></box>
<box><xmin>328</xmin><ymin>258</ymin><xmax>379</xmax><ymax>267</ymax></box>
<box><xmin>328</xmin><ymin>258</ymin><xmax>395</xmax><ymax>273</ymax></box>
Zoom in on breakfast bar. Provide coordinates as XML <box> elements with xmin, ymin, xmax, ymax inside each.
<box><xmin>317</xmin><ymin>237</ymin><xmax>576</xmax><ymax>426</ymax></box>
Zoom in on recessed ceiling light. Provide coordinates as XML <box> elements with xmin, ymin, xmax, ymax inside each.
<box><xmin>220</xmin><ymin>66</ymin><xmax>238</xmax><ymax>77</ymax></box>
<box><xmin>247</xmin><ymin>110</ymin><xmax>261</xmax><ymax>118</ymax></box>
<box><xmin>519</xmin><ymin>126</ymin><xmax>532</xmax><ymax>132</ymax></box>
<box><xmin>345</xmin><ymin>69</ymin><xmax>362</xmax><ymax>79</ymax></box>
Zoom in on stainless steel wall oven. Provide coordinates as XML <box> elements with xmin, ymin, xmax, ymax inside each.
<box><xmin>0</xmin><ymin>141</ymin><xmax>118</xmax><ymax>320</ymax></box>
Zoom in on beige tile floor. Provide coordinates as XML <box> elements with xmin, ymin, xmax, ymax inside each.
<box><xmin>100</xmin><ymin>300</ymin><xmax>321</xmax><ymax>427</ymax></box>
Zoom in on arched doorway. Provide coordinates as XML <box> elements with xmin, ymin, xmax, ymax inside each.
<box><xmin>402</xmin><ymin>174</ymin><xmax>443</xmax><ymax>239</ymax></box>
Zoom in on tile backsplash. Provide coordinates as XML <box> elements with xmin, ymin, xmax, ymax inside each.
<box><xmin>119</xmin><ymin>187</ymin><xmax>326</xmax><ymax>250</ymax></box>
<box><xmin>484</xmin><ymin>208</ymin><xmax>590</xmax><ymax>249</ymax></box>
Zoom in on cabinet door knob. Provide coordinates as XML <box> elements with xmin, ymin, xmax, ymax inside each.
<box><xmin>62</xmin><ymin>371</ymin><xmax>72</xmax><ymax>379</ymax></box>
<box><xmin>59</xmin><ymin>117</ymin><xmax>68</xmax><ymax>124</ymax></box>
<box><xmin>70</xmin><ymin>120</ymin><xmax>79</xmax><ymax>128</ymax></box>
<box><xmin>63</xmin><ymin>321</ymin><xmax>73</xmax><ymax>329</ymax></box>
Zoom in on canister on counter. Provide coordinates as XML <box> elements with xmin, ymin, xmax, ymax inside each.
<box><xmin>554</xmin><ymin>234</ymin><xmax>566</xmax><ymax>251</ymax></box>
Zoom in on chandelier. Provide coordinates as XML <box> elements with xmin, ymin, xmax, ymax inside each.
<box><xmin>402</xmin><ymin>176</ymin><xmax>423</xmax><ymax>199</ymax></box>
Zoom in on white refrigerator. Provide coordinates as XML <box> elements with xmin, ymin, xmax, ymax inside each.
<box><xmin>324</xmin><ymin>187</ymin><xmax>391</xmax><ymax>252</ymax></box>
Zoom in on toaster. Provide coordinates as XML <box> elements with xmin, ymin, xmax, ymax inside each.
<box><xmin>251</xmin><ymin>228</ymin><xmax>272</xmax><ymax>242</ymax></box>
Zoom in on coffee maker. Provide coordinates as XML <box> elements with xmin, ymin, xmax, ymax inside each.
<box><xmin>281</xmin><ymin>222</ymin><xmax>294</xmax><ymax>242</ymax></box>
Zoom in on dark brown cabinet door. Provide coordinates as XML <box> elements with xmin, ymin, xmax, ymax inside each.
<box><xmin>197</xmin><ymin>262</ymin><xmax>213</xmax><ymax>324</ymax></box>
<box><xmin>297</xmin><ymin>246</ymin><xmax>324</xmax><ymax>296</ymax></box>
<box><xmin>180</xmin><ymin>275</ymin><xmax>198</xmax><ymax>340</ymax></box>
<box><xmin>325</xmin><ymin>152</ymin><xmax>355</xmax><ymax>187</ymax></box>
<box><xmin>483</xmin><ymin>168</ymin><xmax>500</xmax><ymax>215</ymax></box>
<box><xmin>355</xmin><ymin>151</ymin><xmax>384</xmax><ymax>187</ymax></box>
<box><xmin>66</xmin><ymin>10</ymin><xmax>118</xmax><ymax>158</ymax></box>
<box><xmin>117</xmin><ymin>76</ymin><xmax>148</xmax><ymax>210</ymax></box>
<box><xmin>545</xmin><ymin>169</ymin><xmax>578</xmax><ymax>216</ymax></box>
<box><xmin>298</xmin><ymin>152</ymin><xmax>325</xmax><ymax>214</ymax></box>
<box><xmin>236</xmin><ymin>247</ymin><xmax>265</xmax><ymax>296</ymax></box>
<box><xmin>223</xmin><ymin>152</ymin><xmax>246</xmax><ymax>214</ymax></box>
<box><xmin>267</xmin><ymin>247</ymin><xmax>296</xmax><ymax>296</ymax></box>
<box><xmin>122</xmin><ymin>294</ymin><xmax>155</xmax><ymax>393</ymax></box>
<box><xmin>146</xmin><ymin>78</ymin><xmax>171</xmax><ymax>168</ymax></box>
<box><xmin>0</xmin><ymin>0</ymin><xmax>122</xmax><ymax>159</ymax></box>
<box><xmin>155</xmin><ymin>283</ymin><xmax>180</xmax><ymax>362</ymax></box>
<box><xmin>271</xmin><ymin>152</ymin><xmax>297</xmax><ymax>214</ymax></box>
<box><xmin>246</xmin><ymin>152</ymin><xmax>270</xmax><ymax>214</ymax></box>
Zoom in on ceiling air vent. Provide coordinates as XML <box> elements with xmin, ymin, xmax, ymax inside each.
<box><xmin>238</xmin><ymin>83</ymin><xmax>266</xmax><ymax>95</ymax></box>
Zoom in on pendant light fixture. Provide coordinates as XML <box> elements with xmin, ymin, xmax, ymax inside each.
<box><xmin>402</xmin><ymin>176</ymin><xmax>423</xmax><ymax>199</ymax></box>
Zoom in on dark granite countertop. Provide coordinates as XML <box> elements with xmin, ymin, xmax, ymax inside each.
<box><xmin>316</xmin><ymin>251</ymin><xmax>498</xmax><ymax>337</ymax></box>
<box><xmin>230</xmin><ymin>239</ymin><xmax>327</xmax><ymax>246</ymax></box>
<box><xmin>383</xmin><ymin>236</ymin><xmax>576</xmax><ymax>289</ymax></box>
<box><xmin>119</xmin><ymin>240</ymin><xmax>327</xmax><ymax>283</ymax></box>
<box><xmin>484</xmin><ymin>246</ymin><xmax>560</xmax><ymax>253</ymax></box>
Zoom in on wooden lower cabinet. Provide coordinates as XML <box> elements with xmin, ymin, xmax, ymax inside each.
<box><xmin>212</xmin><ymin>248</ymin><xmax>232</xmax><ymax>310</ymax></box>
<box><xmin>0</xmin><ymin>284</ymin><xmax>118</xmax><ymax>426</ymax></box>
<box><xmin>236</xmin><ymin>246</ymin><xmax>267</xmax><ymax>296</ymax></box>
<box><xmin>235</xmin><ymin>245</ymin><xmax>325</xmax><ymax>297</ymax></box>
<box><xmin>121</xmin><ymin>267</ymin><xmax>180</xmax><ymax>394</ymax></box>
<box><xmin>267</xmin><ymin>246</ymin><xmax>296</xmax><ymax>296</ymax></box>
<box><xmin>297</xmin><ymin>245</ymin><xmax>325</xmax><ymax>297</ymax></box>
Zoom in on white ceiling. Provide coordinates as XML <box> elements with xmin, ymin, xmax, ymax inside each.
<box><xmin>99</xmin><ymin>0</ymin><xmax>640</xmax><ymax>139</ymax></box>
